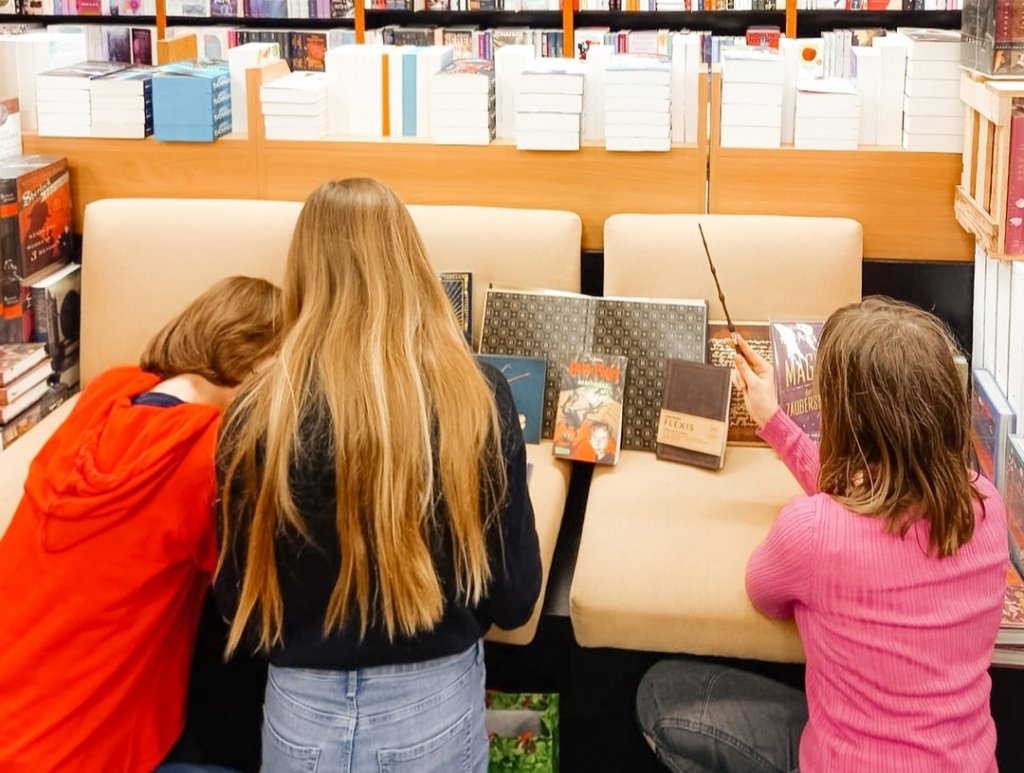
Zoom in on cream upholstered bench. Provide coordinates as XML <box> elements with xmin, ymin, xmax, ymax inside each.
<box><xmin>0</xmin><ymin>198</ymin><xmax>582</xmax><ymax>646</ymax></box>
<box><xmin>569</xmin><ymin>214</ymin><xmax>862</xmax><ymax>663</ymax></box>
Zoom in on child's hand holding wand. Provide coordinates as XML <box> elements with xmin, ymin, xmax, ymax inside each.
<box><xmin>732</xmin><ymin>334</ymin><xmax>780</xmax><ymax>430</ymax></box>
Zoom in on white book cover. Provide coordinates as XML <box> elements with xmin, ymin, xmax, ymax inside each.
<box><xmin>795</xmin><ymin>116</ymin><xmax>859</xmax><ymax>136</ymax></box>
<box><xmin>260</xmin><ymin>71</ymin><xmax>328</xmax><ymax>103</ymax></box>
<box><xmin>431</xmin><ymin>92</ymin><xmax>493</xmax><ymax>112</ymax></box>
<box><xmin>974</xmin><ymin>244</ymin><xmax>987</xmax><ymax>366</ymax></box>
<box><xmin>682</xmin><ymin>33</ymin><xmax>701</xmax><ymax>144</ymax></box>
<box><xmin>721</xmin><ymin>48</ymin><xmax>785</xmax><ymax>85</ymax></box>
<box><xmin>228</xmin><ymin>42</ymin><xmax>281</xmax><ymax>135</ymax></box>
<box><xmin>520</xmin><ymin>60</ymin><xmax>585</xmax><ymax>96</ymax></box>
<box><xmin>721</xmin><ymin>103</ymin><xmax>783</xmax><ymax>128</ymax></box>
<box><xmin>906</xmin><ymin>59</ymin><xmax>960</xmax><ymax>80</ymax></box>
<box><xmin>605</xmin><ymin>110</ymin><xmax>669</xmax><ymax>127</ymax></box>
<box><xmin>794</xmin><ymin>136</ymin><xmax>859</xmax><ymax>151</ymax></box>
<box><xmin>892</xmin><ymin>28</ymin><xmax>961</xmax><ymax>62</ymax></box>
<box><xmin>5</xmin><ymin>32</ymin><xmax>87</xmax><ymax>134</ymax></box>
<box><xmin>874</xmin><ymin>37</ymin><xmax>907</xmax><ymax>146</ymax></box>
<box><xmin>1008</xmin><ymin>262</ymin><xmax>1024</xmax><ymax>415</ymax></box>
<box><xmin>985</xmin><ymin>250</ymin><xmax>1000</xmax><ymax>371</ymax></box>
<box><xmin>606</xmin><ymin>135</ymin><xmax>671</xmax><ymax>152</ymax></box>
<box><xmin>670</xmin><ymin>32</ymin><xmax>687</xmax><ymax>144</ymax></box>
<box><xmin>516</xmin><ymin>111</ymin><xmax>580</xmax><ymax>133</ymax></box>
<box><xmin>720</xmin><ymin>124</ymin><xmax>782</xmax><ymax>148</ymax></box>
<box><xmin>325</xmin><ymin>45</ymin><xmax>349</xmax><ymax>136</ymax></box>
<box><xmin>91</xmin><ymin>122</ymin><xmax>147</xmax><ymax>138</ymax></box>
<box><xmin>415</xmin><ymin>45</ymin><xmax>455</xmax><ymax>139</ymax></box>
<box><xmin>265</xmin><ymin>125</ymin><xmax>329</xmax><ymax>141</ymax></box>
<box><xmin>262</xmin><ymin>100</ymin><xmax>328</xmax><ymax>117</ymax></box>
<box><xmin>91</xmin><ymin>107</ymin><xmax>147</xmax><ymax>123</ymax></box>
<box><xmin>722</xmin><ymin>82</ymin><xmax>784</xmax><ymax>106</ymax></box>
<box><xmin>795</xmin><ymin>84</ymin><xmax>860</xmax><ymax>119</ymax></box>
<box><xmin>494</xmin><ymin>43</ymin><xmax>533</xmax><ymax>140</ymax></box>
<box><xmin>431</xmin><ymin>59</ymin><xmax>494</xmax><ymax>96</ymax></box>
<box><xmin>89</xmin><ymin>66</ymin><xmax>157</xmax><ymax>97</ymax></box>
<box><xmin>904</xmin><ymin>114</ymin><xmax>964</xmax><ymax>135</ymax></box>
<box><xmin>431</xmin><ymin>109</ymin><xmax>494</xmax><ymax>130</ymax></box>
<box><xmin>851</xmin><ymin>46</ymin><xmax>880</xmax><ymax>146</ymax></box>
<box><xmin>606</xmin><ymin>97</ymin><xmax>669</xmax><ymax>113</ymax></box>
<box><xmin>605</xmin><ymin>54</ymin><xmax>671</xmax><ymax>87</ymax></box>
<box><xmin>904</xmin><ymin>77</ymin><xmax>960</xmax><ymax>99</ymax></box>
<box><xmin>604</xmin><ymin>123</ymin><xmax>670</xmax><ymax>139</ymax></box>
<box><xmin>386</xmin><ymin>46</ymin><xmax>410</xmax><ymax>138</ymax></box>
<box><xmin>518</xmin><ymin>92</ymin><xmax>582</xmax><ymax>114</ymax></box>
<box><xmin>92</xmin><ymin>94</ymin><xmax>146</xmax><ymax>110</ymax></box>
<box><xmin>431</xmin><ymin>125</ymin><xmax>493</xmax><ymax>145</ymax></box>
<box><xmin>516</xmin><ymin>129</ymin><xmax>580</xmax><ymax>151</ymax></box>
<box><xmin>264</xmin><ymin>114</ymin><xmax>328</xmax><ymax>129</ymax></box>
<box><xmin>901</xmin><ymin>132</ymin><xmax>963</xmax><ymax>152</ymax></box>
<box><xmin>903</xmin><ymin>95</ymin><xmax>963</xmax><ymax>118</ymax></box>
<box><xmin>997</xmin><ymin>258</ymin><xmax>1013</xmax><ymax>391</ymax></box>
<box><xmin>583</xmin><ymin>43</ymin><xmax>612</xmax><ymax>142</ymax></box>
<box><xmin>37</xmin><ymin>100</ymin><xmax>90</xmax><ymax>115</ymax></box>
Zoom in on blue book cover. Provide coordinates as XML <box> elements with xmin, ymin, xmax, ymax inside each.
<box><xmin>154</xmin><ymin>116</ymin><xmax>231</xmax><ymax>142</ymax></box>
<box><xmin>156</xmin><ymin>59</ymin><xmax>231</xmax><ymax>91</ymax></box>
<box><xmin>439</xmin><ymin>271</ymin><xmax>472</xmax><ymax>345</ymax></box>
<box><xmin>477</xmin><ymin>355</ymin><xmax>547</xmax><ymax>445</ymax></box>
<box><xmin>402</xmin><ymin>49</ymin><xmax>418</xmax><ymax>137</ymax></box>
<box><xmin>153</xmin><ymin>102</ymin><xmax>231</xmax><ymax>126</ymax></box>
<box><xmin>972</xmin><ymin>369</ymin><xmax>1017</xmax><ymax>496</ymax></box>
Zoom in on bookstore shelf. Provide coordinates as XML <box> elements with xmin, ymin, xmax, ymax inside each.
<box><xmin>707</xmin><ymin>72</ymin><xmax>972</xmax><ymax>263</ymax></box>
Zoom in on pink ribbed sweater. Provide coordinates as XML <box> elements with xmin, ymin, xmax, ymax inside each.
<box><xmin>747</xmin><ymin>409</ymin><xmax>1007</xmax><ymax>773</ymax></box>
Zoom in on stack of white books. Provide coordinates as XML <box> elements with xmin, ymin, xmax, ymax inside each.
<box><xmin>430</xmin><ymin>59</ymin><xmax>494</xmax><ymax>145</ymax></box>
<box><xmin>227</xmin><ymin>40</ymin><xmax>281</xmax><ymax>136</ymax></box>
<box><xmin>604</xmin><ymin>54</ymin><xmax>671</xmax><ymax>152</ymax></box>
<box><xmin>36</xmin><ymin>60</ymin><xmax>129</xmax><ymax>137</ymax></box>
<box><xmin>515</xmin><ymin>59</ymin><xmax>585</xmax><ymax>151</ymax></box>
<box><xmin>0</xmin><ymin>32</ymin><xmax>86</xmax><ymax>135</ymax></box>
<box><xmin>871</xmin><ymin>35</ymin><xmax>909</xmax><ymax>146</ymax></box>
<box><xmin>260</xmin><ymin>71</ymin><xmax>328</xmax><ymax>141</ymax></box>
<box><xmin>895</xmin><ymin>29</ymin><xmax>964</xmax><ymax>153</ymax></box>
<box><xmin>720</xmin><ymin>48</ymin><xmax>784</xmax><ymax>149</ymax></box>
<box><xmin>493</xmin><ymin>44</ymin><xmax>535</xmax><ymax>141</ymax></box>
<box><xmin>851</xmin><ymin>45</ymin><xmax>881</xmax><ymax>145</ymax></box>
<box><xmin>89</xmin><ymin>65</ymin><xmax>156</xmax><ymax>139</ymax></box>
<box><xmin>794</xmin><ymin>79</ymin><xmax>860</xmax><ymax>151</ymax></box>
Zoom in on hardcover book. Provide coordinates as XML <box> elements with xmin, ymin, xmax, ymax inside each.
<box><xmin>0</xmin><ymin>376</ymin><xmax>47</xmax><ymax>422</ymax></box>
<box><xmin>998</xmin><ymin>564</ymin><xmax>1024</xmax><ymax>647</ymax></box>
<box><xmin>707</xmin><ymin>321</ymin><xmax>771</xmax><ymax>446</ymax></box>
<box><xmin>552</xmin><ymin>354</ymin><xmax>627</xmax><ymax>465</ymax></box>
<box><xmin>770</xmin><ymin>320</ymin><xmax>824</xmax><ymax>442</ymax></box>
<box><xmin>1004</xmin><ymin>435</ymin><xmax>1024</xmax><ymax>577</ymax></box>
<box><xmin>1</xmin><ymin>380</ymin><xmax>72</xmax><ymax>449</ymax></box>
<box><xmin>971</xmin><ymin>368</ymin><xmax>1016</xmax><ymax>495</ymax></box>
<box><xmin>30</xmin><ymin>261</ymin><xmax>79</xmax><ymax>376</ymax></box>
<box><xmin>0</xmin><ymin>356</ymin><xmax>49</xmax><ymax>405</ymax></box>
<box><xmin>438</xmin><ymin>271</ymin><xmax>471</xmax><ymax>344</ymax></box>
<box><xmin>480</xmin><ymin>289</ymin><xmax>707</xmax><ymax>449</ymax></box>
<box><xmin>656</xmin><ymin>359</ymin><xmax>732</xmax><ymax>470</ymax></box>
<box><xmin>476</xmin><ymin>354</ymin><xmax>546</xmax><ymax>444</ymax></box>
<box><xmin>0</xmin><ymin>342</ymin><xmax>45</xmax><ymax>385</ymax></box>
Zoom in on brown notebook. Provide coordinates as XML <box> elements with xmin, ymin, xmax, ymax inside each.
<box><xmin>707</xmin><ymin>321</ymin><xmax>771</xmax><ymax>446</ymax></box>
<box><xmin>655</xmin><ymin>359</ymin><xmax>732</xmax><ymax>470</ymax></box>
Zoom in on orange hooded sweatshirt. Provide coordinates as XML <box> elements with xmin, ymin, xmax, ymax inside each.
<box><xmin>0</xmin><ymin>366</ymin><xmax>222</xmax><ymax>773</ymax></box>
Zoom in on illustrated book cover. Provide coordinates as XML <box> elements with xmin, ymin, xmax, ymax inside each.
<box><xmin>439</xmin><ymin>271</ymin><xmax>472</xmax><ymax>345</ymax></box>
<box><xmin>1004</xmin><ymin>435</ymin><xmax>1024</xmax><ymax>578</ymax></box>
<box><xmin>551</xmin><ymin>354</ymin><xmax>626</xmax><ymax>465</ymax></box>
<box><xmin>480</xmin><ymin>288</ymin><xmax>707</xmax><ymax>449</ymax></box>
<box><xmin>998</xmin><ymin>564</ymin><xmax>1024</xmax><ymax>647</ymax></box>
<box><xmin>770</xmin><ymin>320</ymin><xmax>823</xmax><ymax>442</ymax></box>
<box><xmin>656</xmin><ymin>359</ymin><xmax>732</xmax><ymax>470</ymax></box>
<box><xmin>30</xmin><ymin>261</ymin><xmax>80</xmax><ymax>376</ymax></box>
<box><xmin>0</xmin><ymin>154</ymin><xmax>73</xmax><ymax>283</ymax></box>
<box><xmin>707</xmin><ymin>321</ymin><xmax>771</xmax><ymax>446</ymax></box>
<box><xmin>476</xmin><ymin>354</ymin><xmax>546</xmax><ymax>444</ymax></box>
<box><xmin>0</xmin><ymin>342</ymin><xmax>46</xmax><ymax>386</ymax></box>
<box><xmin>971</xmin><ymin>368</ymin><xmax>1016</xmax><ymax>496</ymax></box>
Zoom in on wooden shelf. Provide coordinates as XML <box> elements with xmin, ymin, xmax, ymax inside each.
<box><xmin>708</xmin><ymin>72</ymin><xmax>973</xmax><ymax>263</ymax></box>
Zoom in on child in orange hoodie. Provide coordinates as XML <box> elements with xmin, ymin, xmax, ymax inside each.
<box><xmin>0</xmin><ymin>276</ymin><xmax>282</xmax><ymax>773</ymax></box>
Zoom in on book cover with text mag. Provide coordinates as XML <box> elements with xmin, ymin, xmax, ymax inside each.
<box><xmin>480</xmin><ymin>289</ymin><xmax>706</xmax><ymax>448</ymax></box>
<box><xmin>476</xmin><ymin>354</ymin><xmax>546</xmax><ymax>444</ymax></box>
<box><xmin>770</xmin><ymin>320</ymin><xmax>823</xmax><ymax>442</ymax></box>
<box><xmin>439</xmin><ymin>271</ymin><xmax>472</xmax><ymax>345</ymax></box>
<box><xmin>552</xmin><ymin>354</ymin><xmax>627</xmax><ymax>465</ymax></box>
<box><xmin>971</xmin><ymin>368</ymin><xmax>1016</xmax><ymax>495</ymax></box>
<box><xmin>656</xmin><ymin>359</ymin><xmax>732</xmax><ymax>470</ymax></box>
<box><xmin>1004</xmin><ymin>435</ymin><xmax>1024</xmax><ymax>578</ymax></box>
<box><xmin>707</xmin><ymin>321</ymin><xmax>771</xmax><ymax>446</ymax></box>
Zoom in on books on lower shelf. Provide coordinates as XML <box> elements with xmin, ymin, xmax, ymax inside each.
<box><xmin>430</xmin><ymin>59</ymin><xmax>495</xmax><ymax>146</ymax></box>
<box><xmin>36</xmin><ymin>59</ymin><xmax>129</xmax><ymax>137</ymax></box>
<box><xmin>552</xmin><ymin>353</ymin><xmax>626</xmax><ymax>465</ymax></box>
<box><xmin>604</xmin><ymin>54</ymin><xmax>671</xmax><ymax>153</ymax></box>
<box><xmin>260</xmin><ymin>69</ymin><xmax>327</xmax><ymax>140</ymax></box>
<box><xmin>153</xmin><ymin>58</ymin><xmax>232</xmax><ymax>143</ymax></box>
<box><xmin>516</xmin><ymin>58</ymin><xmax>583</xmax><ymax>152</ymax></box>
<box><xmin>794</xmin><ymin>78</ymin><xmax>860</xmax><ymax>152</ymax></box>
<box><xmin>720</xmin><ymin>48</ymin><xmax>784</xmax><ymax>149</ymax></box>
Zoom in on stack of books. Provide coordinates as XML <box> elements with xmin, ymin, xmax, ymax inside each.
<box><xmin>430</xmin><ymin>59</ymin><xmax>495</xmax><ymax>146</ymax></box>
<box><xmin>89</xmin><ymin>64</ymin><xmax>156</xmax><ymax>139</ymax></box>
<box><xmin>515</xmin><ymin>59</ymin><xmax>584</xmax><ymax>151</ymax></box>
<box><xmin>897</xmin><ymin>29</ymin><xmax>964</xmax><ymax>153</ymax></box>
<box><xmin>719</xmin><ymin>48</ymin><xmax>784</xmax><ymax>149</ymax></box>
<box><xmin>0</xmin><ymin>342</ymin><xmax>73</xmax><ymax>452</ymax></box>
<box><xmin>604</xmin><ymin>54</ymin><xmax>671</xmax><ymax>153</ymax></box>
<box><xmin>227</xmin><ymin>40</ymin><xmax>281</xmax><ymax>136</ymax></box>
<box><xmin>152</xmin><ymin>58</ymin><xmax>232</xmax><ymax>143</ymax></box>
<box><xmin>260</xmin><ymin>70</ymin><xmax>328</xmax><ymax>140</ymax></box>
<box><xmin>851</xmin><ymin>46</ymin><xmax>880</xmax><ymax>146</ymax></box>
<box><xmin>35</xmin><ymin>60</ymin><xmax>129</xmax><ymax>137</ymax></box>
<box><xmin>794</xmin><ymin>79</ymin><xmax>860</xmax><ymax>151</ymax></box>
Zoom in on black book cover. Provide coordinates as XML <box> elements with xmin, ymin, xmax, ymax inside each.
<box><xmin>656</xmin><ymin>359</ymin><xmax>731</xmax><ymax>470</ymax></box>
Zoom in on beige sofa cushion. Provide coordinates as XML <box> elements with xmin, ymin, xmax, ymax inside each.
<box><xmin>2</xmin><ymin>198</ymin><xmax>582</xmax><ymax>645</ymax></box>
<box><xmin>570</xmin><ymin>213</ymin><xmax>862</xmax><ymax>661</ymax></box>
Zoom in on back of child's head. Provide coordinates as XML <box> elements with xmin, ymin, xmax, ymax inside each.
<box><xmin>815</xmin><ymin>296</ymin><xmax>977</xmax><ymax>556</ymax></box>
<box><xmin>140</xmin><ymin>276</ymin><xmax>283</xmax><ymax>387</ymax></box>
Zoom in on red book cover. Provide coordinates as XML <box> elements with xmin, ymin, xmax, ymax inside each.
<box><xmin>1005</xmin><ymin>107</ymin><xmax>1024</xmax><ymax>256</ymax></box>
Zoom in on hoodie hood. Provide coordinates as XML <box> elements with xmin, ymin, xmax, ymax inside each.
<box><xmin>24</xmin><ymin>366</ymin><xmax>222</xmax><ymax>552</ymax></box>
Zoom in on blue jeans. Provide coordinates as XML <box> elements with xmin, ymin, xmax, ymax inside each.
<box><xmin>636</xmin><ymin>659</ymin><xmax>807</xmax><ymax>773</ymax></box>
<box><xmin>262</xmin><ymin>640</ymin><xmax>488</xmax><ymax>773</ymax></box>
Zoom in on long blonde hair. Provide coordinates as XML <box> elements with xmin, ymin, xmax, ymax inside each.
<box><xmin>218</xmin><ymin>179</ymin><xmax>506</xmax><ymax>654</ymax></box>
<box><xmin>815</xmin><ymin>297</ymin><xmax>980</xmax><ymax>556</ymax></box>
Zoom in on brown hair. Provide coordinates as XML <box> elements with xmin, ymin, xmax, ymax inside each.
<box><xmin>816</xmin><ymin>296</ymin><xmax>980</xmax><ymax>556</ymax></box>
<box><xmin>218</xmin><ymin>178</ymin><xmax>506</xmax><ymax>654</ymax></box>
<box><xmin>140</xmin><ymin>276</ymin><xmax>283</xmax><ymax>387</ymax></box>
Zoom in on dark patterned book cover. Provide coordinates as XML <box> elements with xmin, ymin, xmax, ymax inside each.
<box><xmin>707</xmin><ymin>321</ymin><xmax>771</xmax><ymax>446</ymax></box>
<box><xmin>476</xmin><ymin>354</ymin><xmax>546</xmax><ymax>444</ymax></box>
<box><xmin>971</xmin><ymin>369</ymin><xmax>1016</xmax><ymax>496</ymax></box>
<box><xmin>480</xmin><ymin>290</ymin><xmax>592</xmax><ymax>438</ymax></box>
<box><xmin>552</xmin><ymin>354</ymin><xmax>626</xmax><ymax>465</ymax></box>
<box><xmin>591</xmin><ymin>297</ymin><xmax>707</xmax><ymax>451</ymax></box>
<box><xmin>656</xmin><ymin>359</ymin><xmax>731</xmax><ymax>470</ymax></box>
<box><xmin>770</xmin><ymin>321</ymin><xmax>823</xmax><ymax>443</ymax></box>
<box><xmin>1007</xmin><ymin>436</ymin><xmax>1024</xmax><ymax>585</ymax></box>
<box><xmin>439</xmin><ymin>271</ymin><xmax>472</xmax><ymax>345</ymax></box>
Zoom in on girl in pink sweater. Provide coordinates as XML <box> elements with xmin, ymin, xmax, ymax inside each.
<box><xmin>637</xmin><ymin>298</ymin><xmax>1007</xmax><ymax>773</ymax></box>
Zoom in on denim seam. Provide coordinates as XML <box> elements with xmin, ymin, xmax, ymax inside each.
<box><xmin>268</xmin><ymin>669</ymin><xmax>354</xmax><ymax>726</ymax></box>
<box><xmin>263</xmin><ymin>707</ymin><xmax>322</xmax><ymax>772</ymax></box>
<box><xmin>376</xmin><ymin>707</ymin><xmax>474</xmax><ymax>770</ymax></box>
<box><xmin>362</xmin><ymin>655</ymin><xmax>477</xmax><ymax>726</ymax></box>
<box><xmin>655</xmin><ymin>716</ymin><xmax>782</xmax><ymax>773</ymax></box>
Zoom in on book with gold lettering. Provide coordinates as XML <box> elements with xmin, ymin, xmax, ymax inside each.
<box><xmin>655</xmin><ymin>359</ymin><xmax>731</xmax><ymax>470</ymax></box>
<box><xmin>770</xmin><ymin>320</ymin><xmax>823</xmax><ymax>442</ymax></box>
<box><xmin>552</xmin><ymin>353</ymin><xmax>627</xmax><ymax>465</ymax></box>
<box><xmin>707</xmin><ymin>321</ymin><xmax>771</xmax><ymax>446</ymax></box>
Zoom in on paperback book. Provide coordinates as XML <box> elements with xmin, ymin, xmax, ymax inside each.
<box><xmin>438</xmin><ymin>271</ymin><xmax>471</xmax><ymax>344</ymax></box>
<box><xmin>30</xmin><ymin>261</ymin><xmax>80</xmax><ymax>378</ymax></box>
<box><xmin>476</xmin><ymin>354</ymin><xmax>546</xmax><ymax>444</ymax></box>
<box><xmin>480</xmin><ymin>289</ymin><xmax>707</xmax><ymax>449</ymax></box>
<box><xmin>770</xmin><ymin>320</ymin><xmax>823</xmax><ymax>442</ymax></box>
<box><xmin>552</xmin><ymin>354</ymin><xmax>626</xmax><ymax>465</ymax></box>
<box><xmin>971</xmin><ymin>369</ymin><xmax>1016</xmax><ymax>495</ymax></box>
<box><xmin>0</xmin><ymin>342</ymin><xmax>46</xmax><ymax>385</ymax></box>
<box><xmin>707</xmin><ymin>321</ymin><xmax>771</xmax><ymax>446</ymax></box>
<box><xmin>656</xmin><ymin>359</ymin><xmax>732</xmax><ymax>470</ymax></box>
<box><xmin>998</xmin><ymin>564</ymin><xmax>1024</xmax><ymax>647</ymax></box>
<box><xmin>1005</xmin><ymin>435</ymin><xmax>1024</xmax><ymax>578</ymax></box>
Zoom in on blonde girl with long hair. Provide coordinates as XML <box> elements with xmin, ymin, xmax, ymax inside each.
<box><xmin>637</xmin><ymin>298</ymin><xmax>1007</xmax><ymax>773</ymax></box>
<box><xmin>215</xmin><ymin>178</ymin><xmax>541</xmax><ymax>772</ymax></box>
